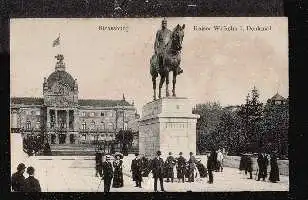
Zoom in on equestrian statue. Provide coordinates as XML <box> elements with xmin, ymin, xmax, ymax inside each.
<box><xmin>150</xmin><ymin>18</ymin><xmax>185</xmax><ymax>100</ymax></box>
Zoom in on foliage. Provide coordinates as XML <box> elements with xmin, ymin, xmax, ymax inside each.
<box><xmin>115</xmin><ymin>129</ymin><xmax>134</xmax><ymax>155</ymax></box>
<box><xmin>195</xmin><ymin>87</ymin><xmax>289</xmax><ymax>158</ymax></box>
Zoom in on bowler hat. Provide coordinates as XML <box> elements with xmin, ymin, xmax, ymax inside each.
<box><xmin>169</xmin><ymin>152</ymin><xmax>172</xmax><ymax>155</ymax></box>
<box><xmin>189</xmin><ymin>152</ymin><xmax>193</xmax><ymax>155</ymax></box>
<box><xmin>179</xmin><ymin>152</ymin><xmax>183</xmax><ymax>155</ymax></box>
<box><xmin>26</xmin><ymin>166</ymin><xmax>35</xmax><ymax>175</ymax></box>
<box><xmin>156</xmin><ymin>151</ymin><xmax>161</xmax><ymax>156</ymax></box>
<box><xmin>17</xmin><ymin>163</ymin><xmax>26</xmax><ymax>171</ymax></box>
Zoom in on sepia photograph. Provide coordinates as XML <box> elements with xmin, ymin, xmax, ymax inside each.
<box><xmin>10</xmin><ymin>17</ymin><xmax>288</xmax><ymax>192</ymax></box>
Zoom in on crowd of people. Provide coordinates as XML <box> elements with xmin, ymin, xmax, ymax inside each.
<box><xmin>11</xmin><ymin>163</ymin><xmax>41</xmax><ymax>192</ymax></box>
<box><xmin>239</xmin><ymin>152</ymin><xmax>280</xmax><ymax>183</ymax></box>
<box><xmin>95</xmin><ymin>149</ymin><xmax>225</xmax><ymax>192</ymax></box>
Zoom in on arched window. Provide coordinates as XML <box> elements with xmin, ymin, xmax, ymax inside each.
<box><xmin>108</xmin><ymin>123</ymin><xmax>114</xmax><ymax>130</ymax></box>
<box><xmin>26</xmin><ymin>121</ymin><xmax>31</xmax><ymax>130</ymax></box>
<box><xmin>124</xmin><ymin>122</ymin><xmax>128</xmax><ymax>130</ymax></box>
<box><xmin>35</xmin><ymin>121</ymin><xmax>40</xmax><ymax>129</ymax></box>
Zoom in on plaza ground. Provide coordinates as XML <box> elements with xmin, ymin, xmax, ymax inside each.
<box><xmin>12</xmin><ymin>155</ymin><xmax>289</xmax><ymax>192</ymax></box>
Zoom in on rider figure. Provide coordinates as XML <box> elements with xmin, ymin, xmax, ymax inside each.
<box><xmin>154</xmin><ymin>18</ymin><xmax>183</xmax><ymax>75</ymax></box>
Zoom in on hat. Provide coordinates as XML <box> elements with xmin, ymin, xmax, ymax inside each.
<box><xmin>179</xmin><ymin>152</ymin><xmax>183</xmax><ymax>155</ymax></box>
<box><xmin>169</xmin><ymin>152</ymin><xmax>172</xmax><ymax>155</ymax></box>
<box><xmin>26</xmin><ymin>166</ymin><xmax>35</xmax><ymax>175</ymax></box>
<box><xmin>189</xmin><ymin>152</ymin><xmax>193</xmax><ymax>155</ymax></box>
<box><xmin>156</xmin><ymin>151</ymin><xmax>161</xmax><ymax>156</ymax></box>
<box><xmin>135</xmin><ymin>153</ymin><xmax>139</xmax><ymax>156</ymax></box>
<box><xmin>17</xmin><ymin>163</ymin><xmax>26</xmax><ymax>171</ymax></box>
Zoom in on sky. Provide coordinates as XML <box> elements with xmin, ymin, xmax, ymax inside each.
<box><xmin>10</xmin><ymin>17</ymin><xmax>288</xmax><ymax>113</ymax></box>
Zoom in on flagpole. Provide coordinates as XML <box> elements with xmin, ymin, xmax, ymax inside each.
<box><xmin>58</xmin><ymin>33</ymin><xmax>62</xmax><ymax>55</ymax></box>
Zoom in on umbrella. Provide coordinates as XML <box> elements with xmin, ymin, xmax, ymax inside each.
<box><xmin>114</xmin><ymin>152</ymin><xmax>123</xmax><ymax>159</ymax></box>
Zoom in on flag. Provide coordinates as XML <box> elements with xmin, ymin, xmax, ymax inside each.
<box><xmin>52</xmin><ymin>36</ymin><xmax>60</xmax><ymax>47</ymax></box>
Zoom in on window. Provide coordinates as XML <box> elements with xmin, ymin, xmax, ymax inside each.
<box><xmin>82</xmin><ymin>122</ymin><xmax>86</xmax><ymax>130</ymax></box>
<box><xmin>100</xmin><ymin>122</ymin><xmax>105</xmax><ymax>130</ymax></box>
<box><xmin>91</xmin><ymin>120</ymin><xmax>95</xmax><ymax>129</ymax></box>
<box><xmin>101</xmin><ymin>112</ymin><xmax>105</xmax><ymax>117</ymax></box>
<box><xmin>35</xmin><ymin>122</ymin><xmax>40</xmax><ymax>129</ymax></box>
<box><xmin>31</xmin><ymin>111</ymin><xmax>35</xmax><ymax>115</ymax></box>
<box><xmin>26</xmin><ymin>110</ymin><xmax>31</xmax><ymax>115</ymax></box>
<box><xmin>108</xmin><ymin>112</ymin><xmax>113</xmax><ymax>117</ymax></box>
<box><xmin>90</xmin><ymin>112</ymin><xmax>95</xmax><ymax>117</ymax></box>
<box><xmin>36</xmin><ymin>110</ymin><xmax>40</xmax><ymax>116</ymax></box>
<box><xmin>26</xmin><ymin>121</ymin><xmax>31</xmax><ymax>130</ymax></box>
<box><xmin>124</xmin><ymin>122</ymin><xmax>128</xmax><ymax>130</ymax></box>
<box><xmin>81</xmin><ymin>112</ymin><xmax>86</xmax><ymax>117</ymax></box>
<box><xmin>11</xmin><ymin>112</ymin><xmax>18</xmax><ymax>128</ymax></box>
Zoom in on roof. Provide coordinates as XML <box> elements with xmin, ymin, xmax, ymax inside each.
<box><xmin>270</xmin><ymin>93</ymin><xmax>286</xmax><ymax>101</ymax></box>
<box><xmin>11</xmin><ymin>97</ymin><xmax>44</xmax><ymax>105</ymax></box>
<box><xmin>47</xmin><ymin>70</ymin><xmax>75</xmax><ymax>90</ymax></box>
<box><xmin>78</xmin><ymin>99</ymin><xmax>132</xmax><ymax>107</ymax></box>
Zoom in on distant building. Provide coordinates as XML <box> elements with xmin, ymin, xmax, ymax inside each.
<box><xmin>267</xmin><ymin>93</ymin><xmax>288</xmax><ymax>106</ymax></box>
<box><xmin>10</xmin><ymin>54</ymin><xmax>139</xmax><ymax>146</ymax></box>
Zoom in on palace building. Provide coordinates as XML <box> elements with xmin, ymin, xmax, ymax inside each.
<box><xmin>10</xmin><ymin>54</ymin><xmax>139</xmax><ymax>148</ymax></box>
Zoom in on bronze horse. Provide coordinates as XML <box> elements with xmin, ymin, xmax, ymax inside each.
<box><xmin>150</xmin><ymin>24</ymin><xmax>185</xmax><ymax>100</ymax></box>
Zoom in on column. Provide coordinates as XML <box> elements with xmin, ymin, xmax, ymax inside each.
<box><xmin>55</xmin><ymin>109</ymin><xmax>58</xmax><ymax>128</ymax></box>
<box><xmin>47</xmin><ymin>108</ymin><xmax>50</xmax><ymax>129</ymax></box>
<box><xmin>66</xmin><ymin>110</ymin><xmax>69</xmax><ymax>130</ymax></box>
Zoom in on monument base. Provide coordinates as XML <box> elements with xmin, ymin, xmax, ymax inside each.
<box><xmin>139</xmin><ymin>97</ymin><xmax>199</xmax><ymax>159</ymax></box>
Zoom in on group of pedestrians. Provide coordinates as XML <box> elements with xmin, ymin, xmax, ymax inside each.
<box><xmin>239</xmin><ymin>152</ymin><xmax>280</xmax><ymax>183</ymax></box>
<box><xmin>96</xmin><ymin>151</ymin><xmax>124</xmax><ymax>192</ymax></box>
<box><xmin>11</xmin><ymin>163</ymin><xmax>41</xmax><ymax>192</ymax></box>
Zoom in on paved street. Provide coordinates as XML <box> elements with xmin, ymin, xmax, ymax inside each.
<box><xmin>11</xmin><ymin>155</ymin><xmax>289</xmax><ymax>192</ymax></box>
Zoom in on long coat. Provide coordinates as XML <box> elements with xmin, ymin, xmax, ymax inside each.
<box><xmin>23</xmin><ymin>176</ymin><xmax>41</xmax><ymax>192</ymax></box>
<box><xmin>112</xmin><ymin>160</ymin><xmax>124</xmax><ymax>188</ymax></box>
<box><xmin>176</xmin><ymin>156</ymin><xmax>186</xmax><ymax>178</ymax></box>
<box><xmin>152</xmin><ymin>157</ymin><xmax>164</xmax><ymax>179</ymax></box>
<box><xmin>165</xmin><ymin>156</ymin><xmax>176</xmax><ymax>178</ymax></box>
<box><xmin>131</xmin><ymin>158</ymin><xmax>142</xmax><ymax>181</ymax></box>
<box><xmin>269</xmin><ymin>156</ymin><xmax>280</xmax><ymax>182</ymax></box>
<box><xmin>11</xmin><ymin>172</ymin><xmax>25</xmax><ymax>192</ymax></box>
<box><xmin>102</xmin><ymin>161</ymin><xmax>114</xmax><ymax>180</ymax></box>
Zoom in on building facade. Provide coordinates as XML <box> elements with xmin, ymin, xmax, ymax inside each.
<box><xmin>10</xmin><ymin>54</ymin><xmax>139</xmax><ymax>146</ymax></box>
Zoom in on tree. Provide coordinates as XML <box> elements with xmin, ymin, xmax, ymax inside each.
<box><xmin>237</xmin><ymin>87</ymin><xmax>263</xmax><ymax>152</ymax></box>
<box><xmin>261</xmin><ymin>101</ymin><xmax>289</xmax><ymax>158</ymax></box>
<box><xmin>115</xmin><ymin>129</ymin><xmax>134</xmax><ymax>156</ymax></box>
<box><xmin>193</xmin><ymin>102</ymin><xmax>224</xmax><ymax>153</ymax></box>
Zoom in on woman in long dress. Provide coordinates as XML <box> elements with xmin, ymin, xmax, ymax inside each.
<box><xmin>269</xmin><ymin>154</ymin><xmax>280</xmax><ymax>183</ymax></box>
<box><xmin>112</xmin><ymin>155</ymin><xmax>124</xmax><ymax>188</ymax></box>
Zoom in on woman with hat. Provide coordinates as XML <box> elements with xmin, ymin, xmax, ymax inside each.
<box><xmin>11</xmin><ymin>163</ymin><xmax>26</xmax><ymax>191</ymax></box>
<box><xmin>112</xmin><ymin>153</ymin><xmax>124</xmax><ymax>188</ymax></box>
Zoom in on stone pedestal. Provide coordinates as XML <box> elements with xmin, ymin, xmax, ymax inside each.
<box><xmin>139</xmin><ymin>97</ymin><xmax>199</xmax><ymax>159</ymax></box>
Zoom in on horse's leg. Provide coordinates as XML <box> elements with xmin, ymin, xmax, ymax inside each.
<box><xmin>166</xmin><ymin>70</ymin><xmax>170</xmax><ymax>97</ymax></box>
<box><xmin>158</xmin><ymin>74</ymin><xmax>165</xmax><ymax>99</ymax></box>
<box><xmin>172</xmin><ymin>69</ymin><xmax>176</xmax><ymax>97</ymax></box>
<box><xmin>152</xmin><ymin>76</ymin><xmax>157</xmax><ymax>100</ymax></box>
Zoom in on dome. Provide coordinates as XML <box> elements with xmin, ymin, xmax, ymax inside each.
<box><xmin>47</xmin><ymin>70</ymin><xmax>75</xmax><ymax>90</ymax></box>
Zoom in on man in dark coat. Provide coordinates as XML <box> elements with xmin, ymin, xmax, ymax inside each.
<box><xmin>102</xmin><ymin>155</ymin><xmax>113</xmax><ymax>192</ymax></box>
<box><xmin>23</xmin><ymin>166</ymin><xmax>41</xmax><ymax>192</ymax></box>
<box><xmin>152</xmin><ymin>150</ymin><xmax>165</xmax><ymax>192</ymax></box>
<box><xmin>95</xmin><ymin>149</ymin><xmax>103</xmax><ymax>177</ymax></box>
<box><xmin>11</xmin><ymin>163</ymin><xmax>26</xmax><ymax>192</ymax></box>
<box><xmin>245</xmin><ymin>154</ymin><xmax>253</xmax><ymax>179</ymax></box>
<box><xmin>269</xmin><ymin>153</ymin><xmax>280</xmax><ymax>183</ymax></box>
<box><xmin>207</xmin><ymin>150</ymin><xmax>216</xmax><ymax>184</ymax></box>
<box><xmin>188</xmin><ymin>152</ymin><xmax>197</xmax><ymax>182</ymax></box>
<box><xmin>131</xmin><ymin>153</ymin><xmax>142</xmax><ymax>187</ymax></box>
<box><xmin>165</xmin><ymin>152</ymin><xmax>176</xmax><ymax>182</ymax></box>
<box><xmin>176</xmin><ymin>152</ymin><xmax>186</xmax><ymax>183</ymax></box>
<box><xmin>257</xmin><ymin>153</ymin><xmax>268</xmax><ymax>181</ymax></box>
